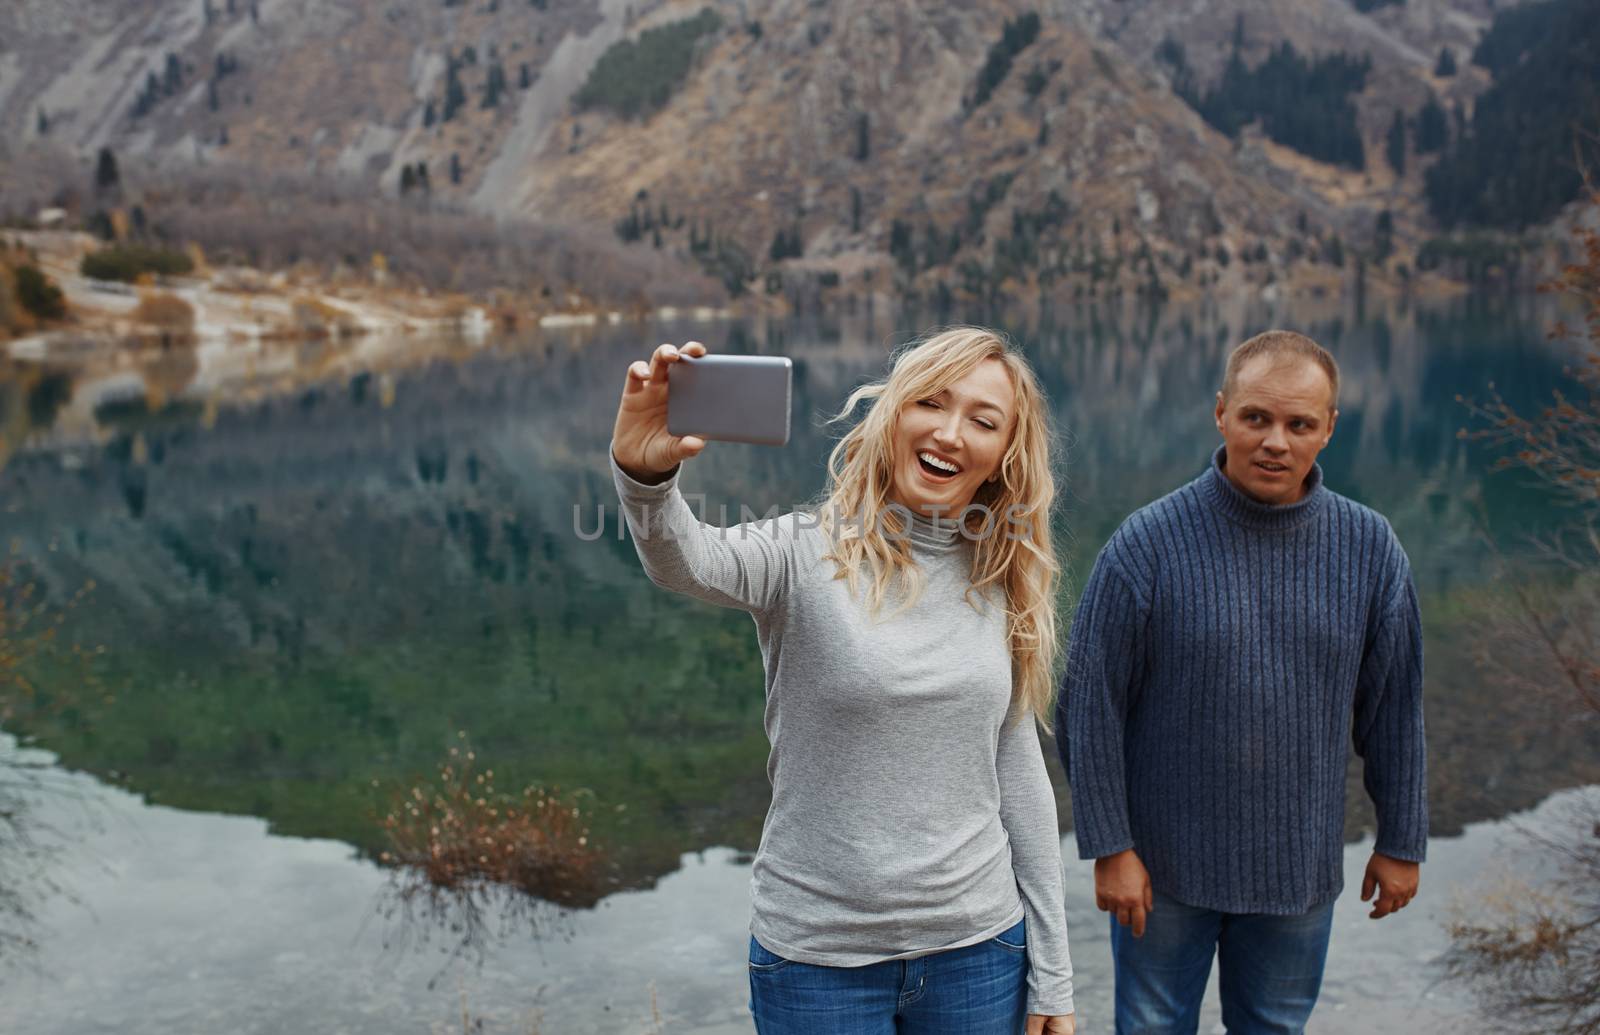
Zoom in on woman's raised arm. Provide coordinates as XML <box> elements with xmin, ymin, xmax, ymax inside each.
<box><xmin>609</xmin><ymin>341</ymin><xmax>798</xmax><ymax>615</ymax></box>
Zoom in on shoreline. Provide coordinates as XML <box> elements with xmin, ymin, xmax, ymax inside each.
<box><xmin>3</xmin><ymin>229</ymin><xmax>738</xmax><ymax>361</ymax></box>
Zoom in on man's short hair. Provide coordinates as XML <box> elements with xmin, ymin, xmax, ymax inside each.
<box><xmin>1221</xmin><ymin>330</ymin><xmax>1340</xmax><ymax>411</ymax></box>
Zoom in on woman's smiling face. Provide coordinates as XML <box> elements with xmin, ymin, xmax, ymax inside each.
<box><xmin>890</xmin><ymin>357</ymin><xmax>1016</xmax><ymax>519</ymax></box>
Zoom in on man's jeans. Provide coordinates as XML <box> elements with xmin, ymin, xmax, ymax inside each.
<box><xmin>748</xmin><ymin>918</ymin><xmax>1029</xmax><ymax>1034</ymax></box>
<box><xmin>1110</xmin><ymin>891</ymin><xmax>1336</xmax><ymax>1035</ymax></box>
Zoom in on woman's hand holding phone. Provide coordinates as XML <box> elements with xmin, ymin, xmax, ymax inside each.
<box><xmin>612</xmin><ymin>341</ymin><xmax>709</xmax><ymax>484</ymax></box>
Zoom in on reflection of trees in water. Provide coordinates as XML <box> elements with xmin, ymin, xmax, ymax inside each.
<box><xmin>0</xmin><ymin>364</ymin><xmax>74</xmax><ymax>470</ymax></box>
<box><xmin>0</xmin><ymin>298</ymin><xmax>1584</xmax><ymax>901</ymax></box>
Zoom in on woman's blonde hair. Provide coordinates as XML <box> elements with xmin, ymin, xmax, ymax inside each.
<box><xmin>820</xmin><ymin>327</ymin><xmax>1062</xmax><ymax>730</ymax></box>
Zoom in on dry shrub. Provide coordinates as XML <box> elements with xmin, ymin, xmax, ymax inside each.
<box><xmin>0</xmin><ymin>264</ymin><xmax>23</xmax><ymax>339</ymax></box>
<box><xmin>132</xmin><ymin>291</ymin><xmax>195</xmax><ymax>332</ymax></box>
<box><xmin>1446</xmin><ymin>168</ymin><xmax>1600</xmax><ymax>1032</ymax></box>
<box><xmin>1443</xmin><ymin>794</ymin><xmax>1600</xmax><ymax>1034</ymax></box>
<box><xmin>376</xmin><ymin>735</ymin><xmax>605</xmax><ymax>972</ymax></box>
<box><xmin>0</xmin><ymin>245</ymin><xmax>44</xmax><ymax>338</ymax></box>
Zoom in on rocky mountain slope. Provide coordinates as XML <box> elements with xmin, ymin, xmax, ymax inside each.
<box><xmin>0</xmin><ymin>0</ymin><xmax>1568</xmax><ymax>307</ymax></box>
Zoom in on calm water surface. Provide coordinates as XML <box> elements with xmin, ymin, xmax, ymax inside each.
<box><xmin>0</xmin><ymin>299</ymin><xmax>1596</xmax><ymax>1030</ymax></box>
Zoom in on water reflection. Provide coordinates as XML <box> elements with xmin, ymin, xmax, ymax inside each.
<box><xmin>0</xmin><ymin>299</ymin><xmax>1596</xmax><ymax>898</ymax></box>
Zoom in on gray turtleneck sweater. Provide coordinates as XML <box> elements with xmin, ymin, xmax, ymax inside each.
<box><xmin>1059</xmin><ymin>448</ymin><xmax>1427</xmax><ymax>914</ymax></box>
<box><xmin>612</xmin><ymin>456</ymin><xmax>1075</xmax><ymax>1017</ymax></box>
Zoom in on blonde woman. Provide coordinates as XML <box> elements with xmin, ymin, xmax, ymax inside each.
<box><xmin>609</xmin><ymin>329</ymin><xmax>1076</xmax><ymax>1034</ymax></box>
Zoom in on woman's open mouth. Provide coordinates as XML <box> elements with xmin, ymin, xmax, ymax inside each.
<box><xmin>918</xmin><ymin>451</ymin><xmax>961</xmax><ymax>480</ymax></box>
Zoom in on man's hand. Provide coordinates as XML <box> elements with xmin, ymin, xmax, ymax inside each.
<box><xmin>1026</xmin><ymin>1013</ymin><xmax>1076</xmax><ymax>1034</ymax></box>
<box><xmin>1095</xmin><ymin>848</ymin><xmax>1154</xmax><ymax>937</ymax></box>
<box><xmin>1360</xmin><ymin>852</ymin><xmax>1419</xmax><ymax>919</ymax></box>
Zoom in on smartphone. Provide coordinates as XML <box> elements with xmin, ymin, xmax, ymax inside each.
<box><xmin>667</xmin><ymin>354</ymin><xmax>793</xmax><ymax>446</ymax></box>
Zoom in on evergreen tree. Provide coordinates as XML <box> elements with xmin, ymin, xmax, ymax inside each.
<box><xmin>95</xmin><ymin>148</ymin><xmax>121</xmax><ymax>193</ymax></box>
<box><xmin>889</xmin><ymin>219</ymin><xmax>914</xmax><ymax>272</ymax></box>
<box><xmin>482</xmin><ymin>61</ymin><xmax>507</xmax><ymax>109</ymax></box>
<box><xmin>850</xmin><ymin>186</ymin><xmax>862</xmax><ymax>234</ymax></box>
<box><xmin>36</xmin><ymin>108</ymin><xmax>48</xmax><ymax>135</ymax></box>
<box><xmin>971</xmin><ymin>11</ymin><xmax>1041</xmax><ymax>109</ymax></box>
<box><xmin>1185</xmin><ymin>40</ymin><xmax>1370</xmax><ymax>169</ymax></box>
<box><xmin>854</xmin><ymin>112</ymin><xmax>869</xmax><ymax>161</ymax></box>
<box><xmin>132</xmin><ymin>71</ymin><xmax>162</xmax><ymax>117</ymax></box>
<box><xmin>1385</xmin><ymin>109</ymin><xmax>1406</xmax><ymax>175</ymax></box>
<box><xmin>163</xmin><ymin>52</ymin><xmax>183</xmax><ymax>96</ymax></box>
<box><xmin>519</xmin><ymin>63</ymin><xmax>531</xmax><ymax>89</ymax></box>
<box><xmin>449</xmin><ymin>152</ymin><xmax>462</xmax><ymax>185</ymax></box>
<box><xmin>443</xmin><ymin>62</ymin><xmax>467</xmax><ymax>121</ymax></box>
<box><xmin>14</xmin><ymin>266</ymin><xmax>66</xmax><ymax>320</ymax></box>
<box><xmin>769</xmin><ymin>225</ymin><xmax>803</xmax><ymax>261</ymax></box>
<box><xmin>1023</xmin><ymin>62</ymin><xmax>1050</xmax><ymax>99</ymax></box>
<box><xmin>1374</xmin><ymin>209</ymin><xmax>1394</xmax><ymax>262</ymax></box>
<box><xmin>571</xmin><ymin>9</ymin><xmax>722</xmax><ymax>119</ymax></box>
<box><xmin>1426</xmin><ymin>0</ymin><xmax>1597</xmax><ymax>228</ymax></box>
<box><xmin>1434</xmin><ymin>47</ymin><xmax>1456</xmax><ymax>77</ymax></box>
<box><xmin>1414</xmin><ymin>94</ymin><xmax>1449</xmax><ymax>153</ymax></box>
<box><xmin>400</xmin><ymin>165</ymin><xmax>417</xmax><ymax>194</ymax></box>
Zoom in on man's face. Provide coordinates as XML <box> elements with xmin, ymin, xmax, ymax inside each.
<box><xmin>1214</xmin><ymin>355</ymin><xmax>1338</xmax><ymax>505</ymax></box>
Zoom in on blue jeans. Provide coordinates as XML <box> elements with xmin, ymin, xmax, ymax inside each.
<box><xmin>748</xmin><ymin>918</ymin><xmax>1029</xmax><ymax>1034</ymax></box>
<box><xmin>1110</xmin><ymin>891</ymin><xmax>1335</xmax><ymax>1035</ymax></box>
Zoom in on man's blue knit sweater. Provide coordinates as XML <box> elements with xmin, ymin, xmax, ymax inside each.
<box><xmin>1057</xmin><ymin>447</ymin><xmax>1427</xmax><ymax>914</ymax></box>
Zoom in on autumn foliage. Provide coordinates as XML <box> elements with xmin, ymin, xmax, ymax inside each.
<box><xmin>374</xmin><ymin>734</ymin><xmax>608</xmax><ymax>967</ymax></box>
<box><xmin>380</xmin><ymin>737</ymin><xmax>604</xmax><ymax>906</ymax></box>
<box><xmin>1446</xmin><ymin>174</ymin><xmax>1600</xmax><ymax>1033</ymax></box>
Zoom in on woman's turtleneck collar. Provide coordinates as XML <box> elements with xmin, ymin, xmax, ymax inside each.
<box><xmin>902</xmin><ymin>506</ymin><xmax>965</xmax><ymax>553</ymax></box>
<box><xmin>1200</xmin><ymin>445</ymin><xmax>1328</xmax><ymax>531</ymax></box>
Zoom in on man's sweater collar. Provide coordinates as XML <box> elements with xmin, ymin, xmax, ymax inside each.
<box><xmin>1200</xmin><ymin>445</ymin><xmax>1327</xmax><ymax>531</ymax></box>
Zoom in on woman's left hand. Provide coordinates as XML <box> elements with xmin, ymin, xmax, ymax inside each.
<box><xmin>1026</xmin><ymin>1013</ymin><xmax>1075</xmax><ymax>1034</ymax></box>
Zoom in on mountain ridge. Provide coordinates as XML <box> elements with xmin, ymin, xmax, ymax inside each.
<box><xmin>0</xmin><ymin>0</ymin><xmax>1582</xmax><ymax>308</ymax></box>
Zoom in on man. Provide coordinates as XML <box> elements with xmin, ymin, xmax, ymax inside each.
<box><xmin>1058</xmin><ymin>331</ymin><xmax>1426</xmax><ymax>1033</ymax></box>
